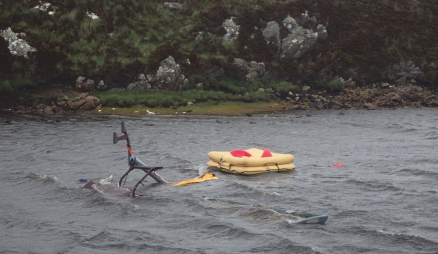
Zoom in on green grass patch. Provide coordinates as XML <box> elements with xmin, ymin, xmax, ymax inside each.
<box><xmin>327</xmin><ymin>78</ymin><xmax>345</xmax><ymax>91</ymax></box>
<box><xmin>0</xmin><ymin>77</ymin><xmax>35</xmax><ymax>92</ymax></box>
<box><xmin>94</xmin><ymin>89</ymin><xmax>274</xmax><ymax>108</ymax></box>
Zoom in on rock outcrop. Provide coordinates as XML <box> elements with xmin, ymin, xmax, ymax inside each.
<box><xmin>222</xmin><ymin>17</ymin><xmax>240</xmax><ymax>42</ymax></box>
<box><xmin>280</xmin><ymin>13</ymin><xmax>321</xmax><ymax>59</ymax></box>
<box><xmin>31</xmin><ymin>2</ymin><xmax>56</xmax><ymax>15</ymax></box>
<box><xmin>263</xmin><ymin>21</ymin><xmax>281</xmax><ymax>52</ymax></box>
<box><xmin>126</xmin><ymin>74</ymin><xmax>151</xmax><ymax>91</ymax></box>
<box><xmin>261</xmin><ymin>12</ymin><xmax>327</xmax><ymax>60</ymax></box>
<box><xmin>10</xmin><ymin>91</ymin><xmax>102</xmax><ymax>115</ymax></box>
<box><xmin>96</xmin><ymin>80</ymin><xmax>107</xmax><ymax>91</ymax></box>
<box><xmin>74</xmin><ymin>76</ymin><xmax>95</xmax><ymax>92</ymax></box>
<box><xmin>232</xmin><ymin>58</ymin><xmax>266</xmax><ymax>81</ymax></box>
<box><xmin>283</xmin><ymin>15</ymin><xmax>299</xmax><ymax>33</ymax></box>
<box><xmin>147</xmin><ymin>56</ymin><xmax>188</xmax><ymax>91</ymax></box>
<box><xmin>0</xmin><ymin>28</ymin><xmax>37</xmax><ymax>59</ymax></box>
<box><xmin>392</xmin><ymin>60</ymin><xmax>424</xmax><ymax>84</ymax></box>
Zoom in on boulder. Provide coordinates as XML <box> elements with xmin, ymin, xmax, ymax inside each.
<box><xmin>195</xmin><ymin>31</ymin><xmax>204</xmax><ymax>42</ymax></box>
<box><xmin>232</xmin><ymin>58</ymin><xmax>266</xmax><ymax>82</ymax></box>
<box><xmin>317</xmin><ymin>24</ymin><xmax>328</xmax><ymax>40</ymax></box>
<box><xmin>74</xmin><ymin>77</ymin><xmax>95</xmax><ymax>92</ymax></box>
<box><xmin>222</xmin><ymin>17</ymin><xmax>240</xmax><ymax>42</ymax></box>
<box><xmin>282</xmin><ymin>15</ymin><xmax>299</xmax><ymax>33</ymax></box>
<box><xmin>328</xmin><ymin>100</ymin><xmax>343</xmax><ymax>108</ymax></box>
<box><xmin>43</xmin><ymin>106</ymin><xmax>54</xmax><ymax>114</ymax></box>
<box><xmin>127</xmin><ymin>80</ymin><xmax>151</xmax><ymax>91</ymax></box>
<box><xmin>302</xmin><ymin>86</ymin><xmax>311</xmax><ymax>92</ymax></box>
<box><xmin>400</xmin><ymin>86</ymin><xmax>423</xmax><ymax>102</ymax></box>
<box><xmin>96</xmin><ymin>80</ymin><xmax>107</xmax><ymax>91</ymax></box>
<box><xmin>263</xmin><ymin>21</ymin><xmax>281</xmax><ymax>51</ymax></box>
<box><xmin>0</xmin><ymin>27</ymin><xmax>37</xmax><ymax>59</ymax></box>
<box><xmin>86</xmin><ymin>11</ymin><xmax>99</xmax><ymax>20</ymax></box>
<box><xmin>363</xmin><ymin>103</ymin><xmax>377</xmax><ymax>110</ymax></box>
<box><xmin>279</xmin><ymin>12</ymin><xmax>326</xmax><ymax>60</ymax></box>
<box><xmin>78</xmin><ymin>96</ymin><xmax>101</xmax><ymax>111</ymax></box>
<box><xmin>149</xmin><ymin>56</ymin><xmax>188</xmax><ymax>91</ymax></box>
<box><xmin>393</xmin><ymin>60</ymin><xmax>423</xmax><ymax>84</ymax></box>
<box><xmin>342</xmin><ymin>77</ymin><xmax>356</xmax><ymax>90</ymax></box>
<box><xmin>281</xmin><ymin>26</ymin><xmax>318</xmax><ymax>59</ymax></box>
<box><xmin>32</xmin><ymin>2</ymin><xmax>56</xmax><ymax>15</ymax></box>
<box><xmin>66</xmin><ymin>96</ymin><xmax>101</xmax><ymax>111</ymax></box>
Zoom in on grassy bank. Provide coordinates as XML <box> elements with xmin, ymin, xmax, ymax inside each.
<box><xmin>92</xmin><ymin>101</ymin><xmax>287</xmax><ymax>116</ymax></box>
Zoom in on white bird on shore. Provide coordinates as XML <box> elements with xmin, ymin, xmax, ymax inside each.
<box><xmin>146</xmin><ymin>110</ymin><xmax>155</xmax><ymax>114</ymax></box>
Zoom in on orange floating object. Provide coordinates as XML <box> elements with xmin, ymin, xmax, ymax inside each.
<box><xmin>332</xmin><ymin>162</ymin><xmax>346</xmax><ymax>168</ymax></box>
<box><xmin>173</xmin><ymin>172</ymin><xmax>219</xmax><ymax>186</ymax></box>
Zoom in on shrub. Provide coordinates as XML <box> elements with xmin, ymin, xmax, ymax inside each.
<box><xmin>271</xmin><ymin>81</ymin><xmax>300</xmax><ymax>94</ymax></box>
<box><xmin>327</xmin><ymin>78</ymin><xmax>345</xmax><ymax>91</ymax></box>
<box><xmin>0</xmin><ymin>77</ymin><xmax>34</xmax><ymax>92</ymax></box>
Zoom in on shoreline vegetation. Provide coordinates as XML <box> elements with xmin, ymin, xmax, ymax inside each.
<box><xmin>1</xmin><ymin>0</ymin><xmax>438</xmax><ymax>115</ymax></box>
<box><xmin>1</xmin><ymin>82</ymin><xmax>437</xmax><ymax>116</ymax></box>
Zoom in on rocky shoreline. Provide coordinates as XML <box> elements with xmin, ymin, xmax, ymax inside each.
<box><xmin>1</xmin><ymin>89</ymin><xmax>102</xmax><ymax>115</ymax></box>
<box><xmin>294</xmin><ymin>83</ymin><xmax>438</xmax><ymax>111</ymax></box>
<box><xmin>1</xmin><ymin>83</ymin><xmax>437</xmax><ymax>116</ymax></box>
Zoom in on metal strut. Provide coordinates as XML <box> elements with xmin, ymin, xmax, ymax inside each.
<box><xmin>113</xmin><ymin>121</ymin><xmax>168</xmax><ymax>197</ymax></box>
<box><xmin>118</xmin><ymin>165</ymin><xmax>163</xmax><ymax>197</ymax></box>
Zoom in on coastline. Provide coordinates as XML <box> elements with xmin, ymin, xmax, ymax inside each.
<box><xmin>1</xmin><ymin>83</ymin><xmax>437</xmax><ymax>117</ymax></box>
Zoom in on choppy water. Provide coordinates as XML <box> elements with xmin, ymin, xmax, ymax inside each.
<box><xmin>1</xmin><ymin>109</ymin><xmax>437</xmax><ymax>254</ymax></box>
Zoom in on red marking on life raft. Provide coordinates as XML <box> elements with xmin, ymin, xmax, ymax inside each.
<box><xmin>230</xmin><ymin>150</ymin><xmax>252</xmax><ymax>157</ymax></box>
<box><xmin>332</xmin><ymin>162</ymin><xmax>346</xmax><ymax>168</ymax></box>
<box><xmin>261</xmin><ymin>148</ymin><xmax>272</xmax><ymax>157</ymax></box>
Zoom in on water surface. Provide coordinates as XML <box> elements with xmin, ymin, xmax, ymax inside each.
<box><xmin>1</xmin><ymin>109</ymin><xmax>437</xmax><ymax>253</ymax></box>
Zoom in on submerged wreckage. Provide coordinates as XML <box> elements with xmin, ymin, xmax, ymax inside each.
<box><xmin>82</xmin><ymin>121</ymin><xmax>328</xmax><ymax>224</ymax></box>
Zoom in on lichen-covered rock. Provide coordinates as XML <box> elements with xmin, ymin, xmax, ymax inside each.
<box><xmin>263</xmin><ymin>21</ymin><xmax>281</xmax><ymax>51</ymax></box>
<box><xmin>96</xmin><ymin>80</ymin><xmax>107</xmax><ymax>91</ymax></box>
<box><xmin>32</xmin><ymin>2</ymin><xmax>51</xmax><ymax>12</ymax></box>
<box><xmin>195</xmin><ymin>31</ymin><xmax>204</xmax><ymax>42</ymax></box>
<box><xmin>281</xmin><ymin>27</ymin><xmax>318</xmax><ymax>59</ymax></box>
<box><xmin>393</xmin><ymin>60</ymin><xmax>424</xmax><ymax>84</ymax></box>
<box><xmin>278</xmin><ymin>12</ymin><xmax>327</xmax><ymax>60</ymax></box>
<box><xmin>282</xmin><ymin>15</ymin><xmax>299</xmax><ymax>33</ymax></box>
<box><xmin>0</xmin><ymin>27</ymin><xmax>37</xmax><ymax>59</ymax></box>
<box><xmin>74</xmin><ymin>77</ymin><xmax>95</xmax><ymax>92</ymax></box>
<box><xmin>86</xmin><ymin>11</ymin><xmax>99</xmax><ymax>20</ymax></box>
<box><xmin>222</xmin><ymin>17</ymin><xmax>240</xmax><ymax>42</ymax></box>
<box><xmin>127</xmin><ymin>80</ymin><xmax>151</xmax><ymax>91</ymax></box>
<box><xmin>317</xmin><ymin>24</ymin><xmax>328</xmax><ymax>40</ymax></box>
<box><xmin>232</xmin><ymin>58</ymin><xmax>266</xmax><ymax>82</ymax></box>
<box><xmin>400</xmin><ymin>85</ymin><xmax>423</xmax><ymax>102</ymax></box>
<box><xmin>149</xmin><ymin>56</ymin><xmax>188</xmax><ymax>91</ymax></box>
<box><xmin>66</xmin><ymin>95</ymin><xmax>101</xmax><ymax>111</ymax></box>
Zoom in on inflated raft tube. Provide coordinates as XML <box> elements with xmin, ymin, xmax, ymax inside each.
<box><xmin>206</xmin><ymin>160</ymin><xmax>296</xmax><ymax>175</ymax></box>
<box><xmin>208</xmin><ymin>148</ymin><xmax>294</xmax><ymax>167</ymax></box>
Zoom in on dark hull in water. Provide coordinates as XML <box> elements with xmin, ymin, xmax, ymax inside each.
<box><xmin>204</xmin><ymin>197</ymin><xmax>328</xmax><ymax>224</ymax></box>
<box><xmin>83</xmin><ymin>181</ymin><xmax>135</xmax><ymax>197</ymax></box>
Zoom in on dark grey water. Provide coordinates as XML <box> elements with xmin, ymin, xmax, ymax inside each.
<box><xmin>1</xmin><ymin>109</ymin><xmax>437</xmax><ymax>254</ymax></box>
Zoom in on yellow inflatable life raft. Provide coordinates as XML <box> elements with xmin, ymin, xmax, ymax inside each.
<box><xmin>207</xmin><ymin>148</ymin><xmax>294</xmax><ymax>167</ymax></box>
<box><xmin>206</xmin><ymin>160</ymin><xmax>295</xmax><ymax>175</ymax></box>
<box><xmin>207</xmin><ymin>148</ymin><xmax>295</xmax><ymax>175</ymax></box>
